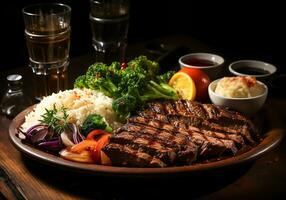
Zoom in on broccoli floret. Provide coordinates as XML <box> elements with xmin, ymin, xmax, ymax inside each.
<box><xmin>139</xmin><ymin>70</ymin><xmax>178</xmax><ymax>102</ymax></box>
<box><xmin>149</xmin><ymin>80</ymin><xmax>178</xmax><ymax>99</ymax></box>
<box><xmin>109</xmin><ymin>62</ymin><xmax>122</xmax><ymax>84</ymax></box>
<box><xmin>83</xmin><ymin>62</ymin><xmax>119</xmax><ymax>97</ymax></box>
<box><xmin>112</xmin><ymin>94</ymin><xmax>138</xmax><ymax>121</ymax></box>
<box><xmin>140</xmin><ymin>81</ymin><xmax>179</xmax><ymax>102</ymax></box>
<box><xmin>84</xmin><ymin>63</ymin><xmax>107</xmax><ymax>89</ymax></box>
<box><xmin>156</xmin><ymin>71</ymin><xmax>176</xmax><ymax>84</ymax></box>
<box><xmin>94</xmin><ymin>77</ymin><xmax>119</xmax><ymax>97</ymax></box>
<box><xmin>109</xmin><ymin>61</ymin><xmax>121</xmax><ymax>72</ymax></box>
<box><xmin>127</xmin><ymin>55</ymin><xmax>159</xmax><ymax>80</ymax></box>
<box><xmin>86</xmin><ymin>63</ymin><xmax>109</xmax><ymax>77</ymax></box>
<box><xmin>81</xmin><ymin>114</ymin><xmax>112</xmax><ymax>136</ymax></box>
<box><xmin>74</xmin><ymin>75</ymin><xmax>87</xmax><ymax>89</ymax></box>
<box><xmin>118</xmin><ymin>67</ymin><xmax>146</xmax><ymax>94</ymax></box>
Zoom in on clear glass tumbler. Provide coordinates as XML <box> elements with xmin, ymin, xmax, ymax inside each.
<box><xmin>89</xmin><ymin>0</ymin><xmax>129</xmax><ymax>64</ymax></box>
<box><xmin>22</xmin><ymin>3</ymin><xmax>71</xmax><ymax>101</ymax></box>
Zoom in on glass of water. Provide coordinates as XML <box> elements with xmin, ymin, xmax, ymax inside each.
<box><xmin>89</xmin><ymin>0</ymin><xmax>129</xmax><ymax>64</ymax></box>
<box><xmin>22</xmin><ymin>3</ymin><xmax>71</xmax><ymax>101</ymax></box>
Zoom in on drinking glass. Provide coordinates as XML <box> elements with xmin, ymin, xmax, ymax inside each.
<box><xmin>22</xmin><ymin>3</ymin><xmax>71</xmax><ymax>100</ymax></box>
<box><xmin>89</xmin><ymin>0</ymin><xmax>129</xmax><ymax>64</ymax></box>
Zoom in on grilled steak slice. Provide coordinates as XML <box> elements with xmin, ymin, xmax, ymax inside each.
<box><xmin>138</xmin><ymin>110</ymin><xmax>252</xmax><ymax>144</ymax></box>
<box><xmin>109</xmin><ymin>131</ymin><xmax>177</xmax><ymax>165</ymax></box>
<box><xmin>119</xmin><ymin>122</ymin><xmax>229</xmax><ymax>158</ymax></box>
<box><xmin>147</xmin><ymin>100</ymin><xmax>255</xmax><ymax>128</ymax></box>
<box><xmin>121</xmin><ymin>123</ymin><xmax>198</xmax><ymax>165</ymax></box>
<box><xmin>129</xmin><ymin>116</ymin><xmax>244</xmax><ymax>148</ymax></box>
<box><xmin>142</xmin><ymin>100</ymin><xmax>257</xmax><ymax>144</ymax></box>
<box><xmin>103</xmin><ymin>143</ymin><xmax>167</xmax><ymax>167</ymax></box>
<box><xmin>103</xmin><ymin>100</ymin><xmax>258</xmax><ymax>167</ymax></box>
<box><xmin>147</xmin><ymin>100</ymin><xmax>255</xmax><ymax>129</ymax></box>
<box><xmin>128</xmin><ymin>116</ymin><xmax>238</xmax><ymax>155</ymax></box>
<box><xmin>103</xmin><ymin>122</ymin><xmax>198</xmax><ymax>167</ymax></box>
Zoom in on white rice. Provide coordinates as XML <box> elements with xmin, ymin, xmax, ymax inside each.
<box><xmin>21</xmin><ymin>88</ymin><xmax>122</xmax><ymax>132</ymax></box>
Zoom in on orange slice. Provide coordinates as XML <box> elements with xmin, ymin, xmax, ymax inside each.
<box><xmin>169</xmin><ymin>72</ymin><xmax>196</xmax><ymax>100</ymax></box>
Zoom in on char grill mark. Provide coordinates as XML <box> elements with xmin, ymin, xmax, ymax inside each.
<box><xmin>104</xmin><ymin>143</ymin><xmax>167</xmax><ymax>167</ymax></box>
<box><xmin>180</xmin><ymin>128</ymin><xmax>237</xmax><ymax>156</ymax></box>
<box><xmin>165</xmin><ymin>101</ymin><xmax>180</xmax><ymax>115</ymax></box>
<box><xmin>200</xmin><ymin>120</ymin><xmax>254</xmax><ymax>144</ymax></box>
<box><xmin>184</xmin><ymin>100</ymin><xmax>208</xmax><ymax>119</ymax></box>
<box><xmin>118</xmin><ymin>123</ymin><xmax>186</xmax><ymax>150</ymax></box>
<box><xmin>125</xmin><ymin>123</ymin><xmax>197</xmax><ymax>164</ymax></box>
<box><xmin>165</xmin><ymin>100</ymin><xmax>254</xmax><ymax>130</ymax></box>
<box><xmin>201</xmin><ymin>130</ymin><xmax>244</xmax><ymax>147</ymax></box>
<box><xmin>202</xmin><ymin>104</ymin><xmax>257</xmax><ymax>136</ymax></box>
<box><xmin>147</xmin><ymin>102</ymin><xmax>166</xmax><ymax>115</ymax></box>
<box><xmin>138</xmin><ymin>109</ymin><xmax>169</xmax><ymax>123</ymax></box>
<box><xmin>135</xmin><ymin>112</ymin><xmax>248</xmax><ymax>146</ymax></box>
<box><xmin>128</xmin><ymin>116</ymin><xmax>238</xmax><ymax>156</ymax></box>
<box><xmin>145</xmin><ymin>100</ymin><xmax>256</xmax><ymax>144</ymax></box>
<box><xmin>110</xmin><ymin>131</ymin><xmax>176</xmax><ymax>165</ymax></box>
<box><xmin>106</xmin><ymin>122</ymin><xmax>198</xmax><ymax>166</ymax></box>
<box><xmin>174</xmin><ymin>100</ymin><xmax>189</xmax><ymax>116</ymax></box>
<box><xmin>183</xmin><ymin>101</ymin><xmax>254</xmax><ymax>130</ymax></box>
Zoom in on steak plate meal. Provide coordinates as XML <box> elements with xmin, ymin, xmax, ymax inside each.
<box><xmin>14</xmin><ymin>56</ymin><xmax>273</xmax><ymax>169</ymax></box>
<box><xmin>103</xmin><ymin>100</ymin><xmax>259</xmax><ymax>167</ymax></box>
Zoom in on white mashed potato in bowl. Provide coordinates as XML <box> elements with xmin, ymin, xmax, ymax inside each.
<box><xmin>21</xmin><ymin>88</ymin><xmax>122</xmax><ymax>132</ymax></box>
<box><xmin>214</xmin><ymin>76</ymin><xmax>265</xmax><ymax>98</ymax></box>
<box><xmin>208</xmin><ymin>76</ymin><xmax>268</xmax><ymax>115</ymax></box>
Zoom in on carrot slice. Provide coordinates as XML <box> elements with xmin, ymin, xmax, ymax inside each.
<box><xmin>92</xmin><ymin>134</ymin><xmax>111</xmax><ymax>163</ymax></box>
<box><xmin>70</xmin><ymin>140</ymin><xmax>98</xmax><ymax>153</ymax></box>
<box><xmin>86</xmin><ymin>130</ymin><xmax>109</xmax><ymax>141</ymax></box>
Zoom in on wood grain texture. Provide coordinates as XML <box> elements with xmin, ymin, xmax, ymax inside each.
<box><xmin>0</xmin><ymin>116</ymin><xmax>78</xmax><ymax>200</ymax></box>
<box><xmin>0</xmin><ymin>167</ymin><xmax>27</xmax><ymax>200</ymax></box>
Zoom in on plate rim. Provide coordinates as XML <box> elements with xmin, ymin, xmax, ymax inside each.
<box><xmin>9</xmin><ymin>106</ymin><xmax>285</xmax><ymax>176</ymax></box>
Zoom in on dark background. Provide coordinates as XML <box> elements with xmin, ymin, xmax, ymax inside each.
<box><xmin>0</xmin><ymin>0</ymin><xmax>285</xmax><ymax>72</ymax></box>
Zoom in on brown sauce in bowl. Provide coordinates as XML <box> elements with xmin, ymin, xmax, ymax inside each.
<box><xmin>236</xmin><ymin>67</ymin><xmax>270</xmax><ymax>75</ymax></box>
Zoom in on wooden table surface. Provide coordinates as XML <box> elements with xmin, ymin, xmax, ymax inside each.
<box><xmin>1</xmin><ymin>35</ymin><xmax>286</xmax><ymax>200</ymax></box>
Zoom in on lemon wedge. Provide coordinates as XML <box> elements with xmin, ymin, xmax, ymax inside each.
<box><xmin>169</xmin><ymin>72</ymin><xmax>196</xmax><ymax>100</ymax></box>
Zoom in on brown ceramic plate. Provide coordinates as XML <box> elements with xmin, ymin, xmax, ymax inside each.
<box><xmin>9</xmin><ymin>106</ymin><xmax>284</xmax><ymax>177</ymax></box>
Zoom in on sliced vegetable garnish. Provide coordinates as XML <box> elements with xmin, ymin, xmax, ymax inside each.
<box><xmin>60</xmin><ymin>131</ymin><xmax>75</xmax><ymax>147</ymax></box>
<box><xmin>37</xmin><ymin>137</ymin><xmax>63</xmax><ymax>151</ymax></box>
<box><xmin>70</xmin><ymin>140</ymin><xmax>98</xmax><ymax>153</ymax></box>
<box><xmin>69</xmin><ymin>123</ymin><xmax>85</xmax><ymax>144</ymax></box>
<box><xmin>86</xmin><ymin>129</ymin><xmax>109</xmax><ymax>141</ymax></box>
<box><xmin>59</xmin><ymin>148</ymin><xmax>94</xmax><ymax>163</ymax></box>
<box><xmin>61</xmin><ymin>132</ymin><xmax>111</xmax><ymax>164</ymax></box>
<box><xmin>22</xmin><ymin>124</ymin><xmax>49</xmax><ymax>140</ymax></box>
<box><xmin>92</xmin><ymin>134</ymin><xmax>111</xmax><ymax>163</ymax></box>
